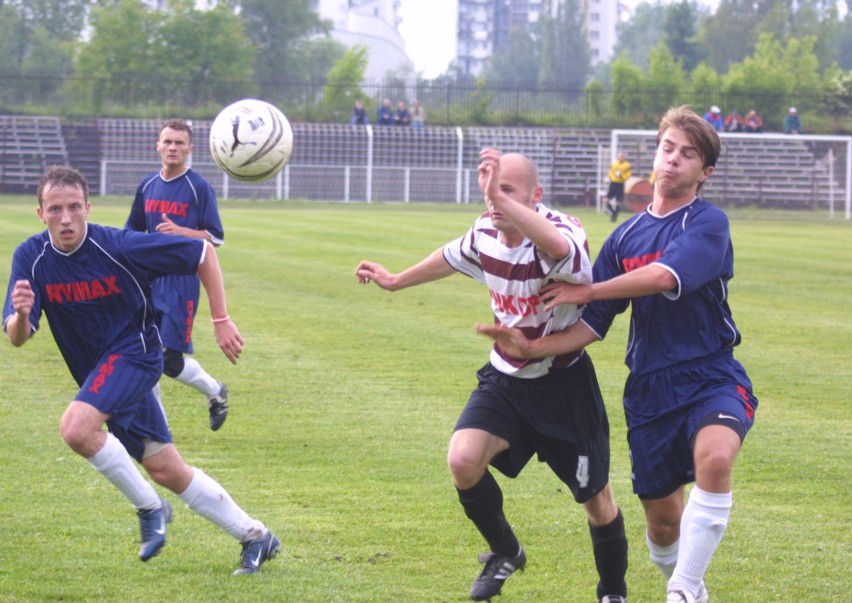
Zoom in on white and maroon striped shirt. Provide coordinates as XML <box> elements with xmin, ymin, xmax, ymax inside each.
<box><xmin>443</xmin><ymin>204</ymin><xmax>593</xmax><ymax>378</ymax></box>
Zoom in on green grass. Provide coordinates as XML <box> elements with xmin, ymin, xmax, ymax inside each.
<box><xmin>0</xmin><ymin>197</ymin><xmax>849</xmax><ymax>602</ymax></box>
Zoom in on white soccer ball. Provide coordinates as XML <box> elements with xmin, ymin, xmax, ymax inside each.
<box><xmin>209</xmin><ymin>99</ymin><xmax>293</xmax><ymax>182</ymax></box>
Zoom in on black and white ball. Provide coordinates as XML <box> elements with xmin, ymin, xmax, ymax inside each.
<box><xmin>209</xmin><ymin>99</ymin><xmax>293</xmax><ymax>182</ymax></box>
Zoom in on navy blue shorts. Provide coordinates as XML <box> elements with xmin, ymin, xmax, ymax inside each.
<box><xmin>76</xmin><ymin>348</ymin><xmax>172</xmax><ymax>462</ymax></box>
<box><xmin>154</xmin><ymin>274</ymin><xmax>200</xmax><ymax>354</ymax></box>
<box><xmin>454</xmin><ymin>352</ymin><xmax>611</xmax><ymax>503</ymax></box>
<box><xmin>623</xmin><ymin>351</ymin><xmax>757</xmax><ymax>498</ymax></box>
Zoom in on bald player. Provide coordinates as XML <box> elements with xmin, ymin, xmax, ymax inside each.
<box><xmin>355</xmin><ymin>149</ymin><xmax>629</xmax><ymax>603</ymax></box>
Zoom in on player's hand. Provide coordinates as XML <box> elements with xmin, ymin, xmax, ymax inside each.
<box><xmin>11</xmin><ymin>280</ymin><xmax>35</xmax><ymax>317</ymax></box>
<box><xmin>212</xmin><ymin>318</ymin><xmax>244</xmax><ymax>364</ymax></box>
<box><xmin>474</xmin><ymin>323</ymin><xmax>534</xmax><ymax>359</ymax></box>
<box><xmin>540</xmin><ymin>281</ymin><xmax>593</xmax><ymax>311</ymax></box>
<box><xmin>155</xmin><ymin>213</ymin><xmax>180</xmax><ymax>236</ymax></box>
<box><xmin>478</xmin><ymin>147</ymin><xmax>501</xmax><ymax>201</ymax></box>
<box><xmin>355</xmin><ymin>261</ymin><xmax>396</xmax><ymax>290</ymax></box>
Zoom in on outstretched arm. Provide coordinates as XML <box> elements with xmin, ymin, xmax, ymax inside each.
<box><xmin>197</xmin><ymin>242</ymin><xmax>243</xmax><ymax>364</ymax></box>
<box><xmin>5</xmin><ymin>280</ymin><xmax>35</xmax><ymax>347</ymax></box>
<box><xmin>540</xmin><ymin>263</ymin><xmax>676</xmax><ymax>311</ymax></box>
<box><xmin>355</xmin><ymin>248</ymin><xmax>455</xmax><ymax>291</ymax></box>
<box><xmin>475</xmin><ymin>319</ymin><xmax>599</xmax><ymax>359</ymax></box>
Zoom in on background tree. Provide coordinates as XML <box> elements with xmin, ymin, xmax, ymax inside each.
<box><xmin>610</xmin><ymin>53</ymin><xmax>647</xmax><ymax>127</ymax></box>
<box><xmin>837</xmin><ymin>13</ymin><xmax>852</xmax><ymax>70</ymax></box>
<box><xmin>537</xmin><ymin>0</ymin><xmax>590</xmax><ymax>90</ymax></box>
<box><xmin>645</xmin><ymin>43</ymin><xmax>686</xmax><ymax>116</ymax></box>
<box><xmin>0</xmin><ymin>0</ymin><xmax>86</xmax><ymax>102</ymax></box>
<box><xmin>156</xmin><ymin>1</ymin><xmax>257</xmax><ymax>104</ymax></box>
<box><xmin>695</xmin><ymin>0</ymin><xmax>765</xmax><ymax>72</ymax></box>
<box><xmin>234</xmin><ymin>0</ymin><xmax>331</xmax><ymax>101</ymax></box>
<box><xmin>486</xmin><ymin>26</ymin><xmax>540</xmax><ymax>88</ymax></box>
<box><xmin>686</xmin><ymin>62</ymin><xmax>723</xmax><ymax>117</ymax></box>
<box><xmin>611</xmin><ymin>2</ymin><xmax>668</xmax><ymax>70</ymax></box>
<box><xmin>316</xmin><ymin>44</ymin><xmax>370</xmax><ymax>123</ymax></box>
<box><xmin>663</xmin><ymin>0</ymin><xmax>705</xmax><ymax>72</ymax></box>
<box><xmin>722</xmin><ymin>34</ymin><xmax>794</xmax><ymax>123</ymax></box>
<box><xmin>70</xmin><ymin>0</ymin><xmax>255</xmax><ymax>114</ymax></box>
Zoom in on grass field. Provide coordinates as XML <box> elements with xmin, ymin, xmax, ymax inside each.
<box><xmin>0</xmin><ymin>197</ymin><xmax>849</xmax><ymax>602</ymax></box>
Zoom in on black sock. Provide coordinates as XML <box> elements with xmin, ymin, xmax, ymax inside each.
<box><xmin>589</xmin><ymin>508</ymin><xmax>628</xmax><ymax>599</ymax></box>
<box><xmin>456</xmin><ymin>471</ymin><xmax>519</xmax><ymax>557</ymax></box>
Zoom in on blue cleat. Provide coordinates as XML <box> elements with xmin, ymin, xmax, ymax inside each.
<box><xmin>233</xmin><ymin>530</ymin><xmax>281</xmax><ymax>575</ymax></box>
<box><xmin>137</xmin><ymin>498</ymin><xmax>173</xmax><ymax>561</ymax></box>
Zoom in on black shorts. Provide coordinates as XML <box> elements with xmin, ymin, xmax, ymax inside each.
<box><xmin>607</xmin><ymin>181</ymin><xmax>625</xmax><ymax>202</ymax></box>
<box><xmin>454</xmin><ymin>352</ymin><xmax>611</xmax><ymax>503</ymax></box>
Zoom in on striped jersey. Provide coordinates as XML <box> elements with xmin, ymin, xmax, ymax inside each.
<box><xmin>3</xmin><ymin>224</ymin><xmax>205</xmax><ymax>386</ymax></box>
<box><xmin>581</xmin><ymin>198</ymin><xmax>742</xmax><ymax>376</ymax></box>
<box><xmin>443</xmin><ymin>204</ymin><xmax>593</xmax><ymax>378</ymax></box>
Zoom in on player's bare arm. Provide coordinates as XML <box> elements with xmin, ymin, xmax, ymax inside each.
<box><xmin>196</xmin><ymin>242</ymin><xmax>243</xmax><ymax>364</ymax></box>
<box><xmin>6</xmin><ymin>279</ymin><xmax>35</xmax><ymax>347</ymax></box>
<box><xmin>540</xmin><ymin>263</ymin><xmax>677</xmax><ymax>311</ymax></box>
<box><xmin>355</xmin><ymin>248</ymin><xmax>455</xmax><ymax>291</ymax></box>
<box><xmin>478</xmin><ymin>148</ymin><xmax>569</xmax><ymax>258</ymax></box>
<box><xmin>475</xmin><ymin>319</ymin><xmax>599</xmax><ymax>359</ymax></box>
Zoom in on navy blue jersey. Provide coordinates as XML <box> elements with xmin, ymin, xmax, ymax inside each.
<box><xmin>581</xmin><ymin>199</ymin><xmax>741</xmax><ymax>376</ymax></box>
<box><xmin>126</xmin><ymin>168</ymin><xmax>222</xmax><ymax>352</ymax></box>
<box><xmin>3</xmin><ymin>224</ymin><xmax>205</xmax><ymax>386</ymax></box>
<box><xmin>126</xmin><ymin>168</ymin><xmax>223</xmax><ymax>243</ymax></box>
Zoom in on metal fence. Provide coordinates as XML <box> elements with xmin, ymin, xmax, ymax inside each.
<box><xmin>2</xmin><ymin>72</ymin><xmax>849</xmax><ymax>134</ymax></box>
<box><xmin>92</xmin><ymin>120</ymin><xmax>851</xmax><ymax>219</ymax></box>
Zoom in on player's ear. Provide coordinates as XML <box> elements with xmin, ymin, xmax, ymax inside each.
<box><xmin>532</xmin><ymin>185</ymin><xmax>544</xmax><ymax>203</ymax></box>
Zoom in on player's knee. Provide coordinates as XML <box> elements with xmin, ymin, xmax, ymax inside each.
<box><xmin>162</xmin><ymin>349</ymin><xmax>185</xmax><ymax>378</ymax></box>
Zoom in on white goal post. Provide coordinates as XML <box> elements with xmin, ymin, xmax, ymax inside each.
<box><xmin>603</xmin><ymin>129</ymin><xmax>851</xmax><ymax>220</ymax></box>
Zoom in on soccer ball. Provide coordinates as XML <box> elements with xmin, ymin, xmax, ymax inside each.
<box><xmin>209</xmin><ymin>99</ymin><xmax>293</xmax><ymax>182</ymax></box>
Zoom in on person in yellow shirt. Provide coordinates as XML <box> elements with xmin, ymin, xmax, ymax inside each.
<box><xmin>606</xmin><ymin>151</ymin><xmax>632</xmax><ymax>223</ymax></box>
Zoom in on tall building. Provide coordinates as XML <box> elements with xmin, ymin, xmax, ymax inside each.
<box><xmin>313</xmin><ymin>0</ymin><xmax>413</xmax><ymax>81</ymax></box>
<box><xmin>456</xmin><ymin>0</ymin><xmax>619</xmax><ymax>78</ymax></box>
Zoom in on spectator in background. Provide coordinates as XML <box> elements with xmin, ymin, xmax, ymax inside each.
<box><xmin>412</xmin><ymin>100</ymin><xmax>425</xmax><ymax>128</ymax></box>
<box><xmin>703</xmin><ymin>106</ymin><xmax>724</xmax><ymax>132</ymax></box>
<box><xmin>394</xmin><ymin>101</ymin><xmax>411</xmax><ymax>126</ymax></box>
<box><xmin>351</xmin><ymin>99</ymin><xmax>369</xmax><ymax>125</ymax></box>
<box><xmin>377</xmin><ymin>98</ymin><xmax>394</xmax><ymax>125</ymax></box>
<box><xmin>723</xmin><ymin>110</ymin><xmax>744</xmax><ymax>133</ymax></box>
<box><xmin>784</xmin><ymin>107</ymin><xmax>802</xmax><ymax>134</ymax></box>
<box><xmin>744</xmin><ymin>110</ymin><xmax>763</xmax><ymax>133</ymax></box>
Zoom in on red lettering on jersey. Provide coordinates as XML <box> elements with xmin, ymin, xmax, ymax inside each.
<box><xmin>491</xmin><ymin>291</ymin><xmax>543</xmax><ymax>317</ymax></box>
<box><xmin>622</xmin><ymin>251</ymin><xmax>663</xmax><ymax>273</ymax></box>
<box><xmin>45</xmin><ymin>277</ymin><xmax>123</xmax><ymax>304</ymax></box>
<box><xmin>89</xmin><ymin>354</ymin><xmax>122</xmax><ymax>394</ymax></box>
<box><xmin>145</xmin><ymin>199</ymin><xmax>189</xmax><ymax>218</ymax></box>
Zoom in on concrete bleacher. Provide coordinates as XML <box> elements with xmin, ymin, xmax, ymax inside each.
<box><xmin>605</xmin><ymin>132</ymin><xmax>843</xmax><ymax>210</ymax></box>
<box><xmin>0</xmin><ymin>115</ymin><xmax>68</xmax><ymax>193</ymax></box>
<box><xmin>2</xmin><ymin>114</ymin><xmax>847</xmax><ymax>211</ymax></box>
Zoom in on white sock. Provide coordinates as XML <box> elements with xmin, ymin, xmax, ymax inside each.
<box><xmin>646</xmin><ymin>531</ymin><xmax>678</xmax><ymax>578</ymax></box>
<box><xmin>669</xmin><ymin>486</ymin><xmax>732</xmax><ymax>595</ymax></box>
<box><xmin>178</xmin><ymin>468</ymin><xmax>265</xmax><ymax>543</ymax></box>
<box><xmin>174</xmin><ymin>357</ymin><xmax>219</xmax><ymax>399</ymax></box>
<box><xmin>88</xmin><ymin>432</ymin><xmax>160</xmax><ymax>510</ymax></box>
